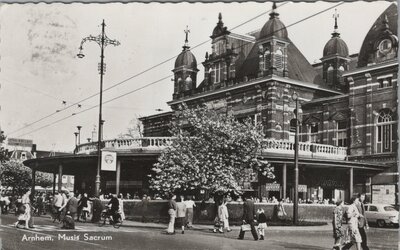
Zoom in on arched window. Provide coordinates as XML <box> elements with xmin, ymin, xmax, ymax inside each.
<box><xmin>215</xmin><ymin>62</ymin><xmax>221</xmax><ymax>83</ymax></box>
<box><xmin>376</xmin><ymin>109</ymin><xmax>396</xmax><ymax>153</ymax></box>
<box><xmin>327</xmin><ymin>65</ymin><xmax>334</xmax><ymax>83</ymax></box>
<box><xmin>275</xmin><ymin>49</ymin><xmax>283</xmax><ymax>69</ymax></box>
<box><xmin>264</xmin><ymin>49</ymin><xmax>271</xmax><ymax>70</ymax></box>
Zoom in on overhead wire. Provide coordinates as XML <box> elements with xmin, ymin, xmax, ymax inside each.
<box><xmin>7</xmin><ymin>2</ymin><xmax>288</xmax><ymax>136</ymax></box>
<box><xmin>14</xmin><ymin>2</ymin><xmax>344</xmax><ymax>138</ymax></box>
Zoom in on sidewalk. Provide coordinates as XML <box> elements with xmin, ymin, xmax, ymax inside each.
<box><xmin>119</xmin><ymin>219</ymin><xmax>333</xmax><ymax>232</ymax></box>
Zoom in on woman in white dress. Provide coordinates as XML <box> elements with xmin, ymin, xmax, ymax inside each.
<box><xmin>344</xmin><ymin>197</ymin><xmax>363</xmax><ymax>250</ymax></box>
<box><xmin>118</xmin><ymin>194</ymin><xmax>125</xmax><ymax>221</ymax></box>
<box><xmin>19</xmin><ymin>190</ymin><xmax>32</xmax><ymax>228</ymax></box>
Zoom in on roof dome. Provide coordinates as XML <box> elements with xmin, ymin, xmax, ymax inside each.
<box><xmin>322</xmin><ymin>10</ymin><xmax>349</xmax><ymax>58</ymax></box>
<box><xmin>259</xmin><ymin>4</ymin><xmax>288</xmax><ymax>40</ymax></box>
<box><xmin>175</xmin><ymin>49</ymin><xmax>197</xmax><ymax>69</ymax></box>
<box><xmin>323</xmin><ymin>37</ymin><xmax>349</xmax><ymax>57</ymax></box>
<box><xmin>174</xmin><ymin>27</ymin><xmax>198</xmax><ymax>70</ymax></box>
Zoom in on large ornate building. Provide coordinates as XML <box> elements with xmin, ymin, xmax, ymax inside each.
<box><xmin>140</xmin><ymin>3</ymin><xmax>398</xmax><ymax>204</ymax></box>
<box><xmin>25</xmin><ymin>3</ymin><xmax>398</xmax><ymax>204</ymax></box>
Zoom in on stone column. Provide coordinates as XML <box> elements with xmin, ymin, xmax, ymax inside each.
<box><xmin>366</xmin><ymin>176</ymin><xmax>372</xmax><ymax>203</ymax></box>
<box><xmin>31</xmin><ymin>168</ymin><xmax>36</xmax><ymax>197</ymax></box>
<box><xmin>282</xmin><ymin>163</ymin><xmax>287</xmax><ymax>199</ymax></box>
<box><xmin>58</xmin><ymin>164</ymin><xmax>63</xmax><ymax>192</ymax></box>
<box><xmin>116</xmin><ymin>160</ymin><xmax>121</xmax><ymax>195</ymax></box>
<box><xmin>53</xmin><ymin>173</ymin><xmax>56</xmax><ymax>195</ymax></box>
<box><xmin>349</xmin><ymin>168</ymin><xmax>353</xmax><ymax>202</ymax></box>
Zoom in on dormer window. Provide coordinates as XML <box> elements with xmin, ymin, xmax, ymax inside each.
<box><xmin>379</xmin><ymin>39</ymin><xmax>392</xmax><ymax>54</ymax></box>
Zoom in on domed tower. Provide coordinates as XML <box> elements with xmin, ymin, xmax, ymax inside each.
<box><xmin>172</xmin><ymin>26</ymin><xmax>199</xmax><ymax>100</ymax></box>
<box><xmin>257</xmin><ymin>3</ymin><xmax>289</xmax><ymax>77</ymax></box>
<box><xmin>321</xmin><ymin>9</ymin><xmax>349</xmax><ymax>91</ymax></box>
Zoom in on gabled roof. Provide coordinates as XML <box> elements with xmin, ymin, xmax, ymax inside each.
<box><xmin>237</xmin><ymin>37</ymin><xmax>323</xmax><ymax>85</ymax></box>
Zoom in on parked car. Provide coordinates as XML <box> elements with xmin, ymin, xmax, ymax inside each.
<box><xmin>364</xmin><ymin>203</ymin><xmax>399</xmax><ymax>227</ymax></box>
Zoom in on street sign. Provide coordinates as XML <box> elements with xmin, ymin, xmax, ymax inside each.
<box><xmin>101</xmin><ymin>151</ymin><xmax>117</xmax><ymax>171</ymax></box>
<box><xmin>7</xmin><ymin>138</ymin><xmax>33</xmax><ymax>148</ymax></box>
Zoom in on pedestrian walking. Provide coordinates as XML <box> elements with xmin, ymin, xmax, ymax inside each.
<box><xmin>77</xmin><ymin>193</ymin><xmax>89</xmax><ymax>222</ymax></box>
<box><xmin>60</xmin><ymin>192</ymin><xmax>79</xmax><ymax>221</ymax></box>
<box><xmin>218</xmin><ymin>198</ymin><xmax>231</xmax><ymax>233</ymax></box>
<box><xmin>91</xmin><ymin>195</ymin><xmax>103</xmax><ymax>223</ymax></box>
<box><xmin>166</xmin><ymin>194</ymin><xmax>177</xmax><ymax>235</ymax></box>
<box><xmin>52</xmin><ymin>191</ymin><xmax>63</xmax><ymax>222</ymax></box>
<box><xmin>213</xmin><ymin>199</ymin><xmax>222</xmax><ymax>233</ymax></box>
<box><xmin>141</xmin><ymin>194</ymin><xmax>149</xmax><ymax>223</ymax></box>
<box><xmin>275</xmin><ymin>199</ymin><xmax>287</xmax><ymax>221</ymax></box>
<box><xmin>332</xmin><ymin>199</ymin><xmax>345</xmax><ymax>250</ymax></box>
<box><xmin>237</xmin><ymin>196</ymin><xmax>258</xmax><ymax>241</ymax></box>
<box><xmin>257</xmin><ymin>208</ymin><xmax>267</xmax><ymax>240</ymax></box>
<box><xmin>184</xmin><ymin>195</ymin><xmax>196</xmax><ymax>228</ymax></box>
<box><xmin>356</xmin><ymin>193</ymin><xmax>369</xmax><ymax>250</ymax></box>
<box><xmin>22</xmin><ymin>189</ymin><xmax>34</xmax><ymax>228</ymax></box>
<box><xmin>118</xmin><ymin>194</ymin><xmax>125</xmax><ymax>221</ymax></box>
<box><xmin>176</xmin><ymin>196</ymin><xmax>187</xmax><ymax>234</ymax></box>
<box><xmin>342</xmin><ymin>197</ymin><xmax>363</xmax><ymax>250</ymax></box>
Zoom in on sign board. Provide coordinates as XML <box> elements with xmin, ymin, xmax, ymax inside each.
<box><xmin>298</xmin><ymin>185</ymin><xmax>307</xmax><ymax>193</ymax></box>
<box><xmin>101</xmin><ymin>151</ymin><xmax>117</xmax><ymax>171</ymax></box>
<box><xmin>8</xmin><ymin>138</ymin><xmax>33</xmax><ymax>148</ymax></box>
<box><xmin>265</xmin><ymin>183</ymin><xmax>281</xmax><ymax>191</ymax></box>
<box><xmin>372</xmin><ymin>185</ymin><xmax>396</xmax><ymax>204</ymax></box>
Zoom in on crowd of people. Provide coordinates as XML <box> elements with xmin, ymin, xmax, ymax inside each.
<box><xmin>1</xmin><ymin>189</ymin><xmax>372</xmax><ymax>248</ymax></box>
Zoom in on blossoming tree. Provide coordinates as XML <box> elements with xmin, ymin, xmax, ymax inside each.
<box><xmin>150</xmin><ymin>105</ymin><xmax>274</xmax><ymax>195</ymax></box>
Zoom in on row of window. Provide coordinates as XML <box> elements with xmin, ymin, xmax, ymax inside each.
<box><xmin>238</xmin><ymin>109</ymin><xmax>396</xmax><ymax>153</ymax></box>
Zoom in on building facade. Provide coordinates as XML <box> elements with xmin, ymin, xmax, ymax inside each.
<box><xmin>24</xmin><ymin>3</ymin><xmax>398</xmax><ymax>204</ymax></box>
<box><xmin>140</xmin><ymin>3</ymin><xmax>398</xmax><ymax>204</ymax></box>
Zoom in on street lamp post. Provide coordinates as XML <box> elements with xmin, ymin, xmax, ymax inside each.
<box><xmin>292</xmin><ymin>92</ymin><xmax>302</xmax><ymax>225</ymax></box>
<box><xmin>74</xmin><ymin>132</ymin><xmax>79</xmax><ymax>147</ymax></box>
<box><xmin>77</xmin><ymin>126</ymin><xmax>82</xmax><ymax>145</ymax></box>
<box><xmin>77</xmin><ymin>20</ymin><xmax>120</xmax><ymax>196</ymax></box>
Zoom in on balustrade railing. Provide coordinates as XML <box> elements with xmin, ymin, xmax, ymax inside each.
<box><xmin>75</xmin><ymin>137</ymin><xmax>347</xmax><ymax>160</ymax></box>
<box><xmin>261</xmin><ymin>138</ymin><xmax>347</xmax><ymax>160</ymax></box>
<box><xmin>75</xmin><ymin>137</ymin><xmax>174</xmax><ymax>154</ymax></box>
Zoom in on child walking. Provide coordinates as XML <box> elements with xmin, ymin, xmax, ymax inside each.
<box><xmin>257</xmin><ymin>208</ymin><xmax>267</xmax><ymax>240</ymax></box>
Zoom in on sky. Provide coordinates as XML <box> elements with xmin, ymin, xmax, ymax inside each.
<box><xmin>0</xmin><ymin>1</ymin><xmax>394</xmax><ymax>152</ymax></box>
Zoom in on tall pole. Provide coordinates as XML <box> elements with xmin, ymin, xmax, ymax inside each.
<box><xmin>95</xmin><ymin>20</ymin><xmax>106</xmax><ymax>197</ymax></box>
<box><xmin>77</xmin><ymin>19</ymin><xmax>120</xmax><ymax>197</ymax></box>
<box><xmin>293</xmin><ymin>97</ymin><xmax>299</xmax><ymax>225</ymax></box>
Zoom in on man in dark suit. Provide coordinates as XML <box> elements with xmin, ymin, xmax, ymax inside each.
<box><xmin>356</xmin><ymin>193</ymin><xmax>369</xmax><ymax>250</ymax></box>
<box><xmin>238</xmin><ymin>196</ymin><xmax>258</xmax><ymax>241</ymax></box>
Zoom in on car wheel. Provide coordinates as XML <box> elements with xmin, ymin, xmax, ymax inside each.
<box><xmin>377</xmin><ymin>219</ymin><xmax>386</xmax><ymax>228</ymax></box>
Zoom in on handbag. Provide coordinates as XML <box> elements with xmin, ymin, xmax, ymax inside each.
<box><xmin>241</xmin><ymin>223</ymin><xmax>251</xmax><ymax>232</ymax></box>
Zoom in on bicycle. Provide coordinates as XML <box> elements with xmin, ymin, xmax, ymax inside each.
<box><xmin>80</xmin><ymin>209</ymin><xmax>89</xmax><ymax>223</ymax></box>
<box><xmin>98</xmin><ymin>207</ymin><xmax>122</xmax><ymax>229</ymax></box>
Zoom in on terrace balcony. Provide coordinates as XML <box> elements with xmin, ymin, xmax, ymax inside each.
<box><xmin>75</xmin><ymin>137</ymin><xmax>347</xmax><ymax>160</ymax></box>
